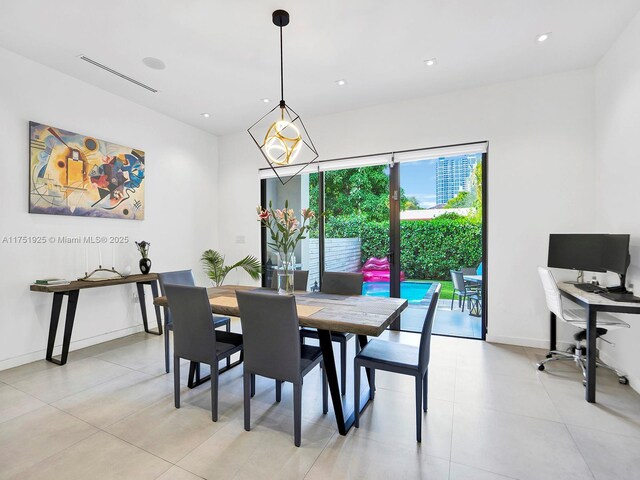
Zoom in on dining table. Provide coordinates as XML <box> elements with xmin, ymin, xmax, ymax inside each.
<box><xmin>154</xmin><ymin>285</ymin><xmax>408</xmax><ymax>435</ymax></box>
<box><xmin>463</xmin><ymin>274</ymin><xmax>483</xmax><ymax>317</ymax></box>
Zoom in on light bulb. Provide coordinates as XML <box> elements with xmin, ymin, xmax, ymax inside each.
<box><xmin>263</xmin><ymin>120</ymin><xmax>302</xmax><ymax>165</ymax></box>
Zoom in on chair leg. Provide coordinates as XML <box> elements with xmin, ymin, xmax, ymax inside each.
<box><xmin>450</xmin><ymin>294</ymin><xmax>455</xmax><ymax>310</ymax></box>
<box><xmin>423</xmin><ymin>370</ymin><xmax>429</xmax><ymax>412</ymax></box>
<box><xmin>276</xmin><ymin>380</ymin><xmax>282</xmax><ymax>402</ymax></box>
<box><xmin>211</xmin><ymin>364</ymin><xmax>219</xmax><ymax>422</ymax></box>
<box><xmin>340</xmin><ymin>339</ymin><xmax>347</xmax><ymax>395</ymax></box>
<box><xmin>354</xmin><ymin>361</ymin><xmax>361</xmax><ymax>428</ymax></box>
<box><xmin>293</xmin><ymin>383</ymin><xmax>302</xmax><ymax>447</ymax></box>
<box><xmin>225</xmin><ymin>321</ymin><xmax>231</xmax><ymax>369</ymax></box>
<box><xmin>415</xmin><ymin>374</ymin><xmax>422</xmax><ymax>443</ymax></box>
<box><xmin>355</xmin><ymin>336</ymin><xmax>361</xmax><ymax>354</ymax></box>
<box><xmin>250</xmin><ymin>373</ymin><xmax>256</xmax><ymax>398</ymax></box>
<box><xmin>173</xmin><ymin>356</ymin><xmax>180</xmax><ymax>409</ymax></box>
<box><xmin>461</xmin><ymin>295</ymin><xmax>466</xmax><ymax>312</ymax></box>
<box><xmin>164</xmin><ymin>308</ymin><xmax>170</xmax><ymax>373</ymax></box>
<box><xmin>370</xmin><ymin>368</ymin><xmax>376</xmax><ymax>400</ymax></box>
<box><xmin>321</xmin><ymin>362</ymin><xmax>328</xmax><ymax>414</ymax></box>
<box><xmin>243</xmin><ymin>371</ymin><xmax>251</xmax><ymax>431</ymax></box>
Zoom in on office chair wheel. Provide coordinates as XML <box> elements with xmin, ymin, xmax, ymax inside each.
<box><xmin>619</xmin><ymin>376</ymin><xmax>629</xmax><ymax>385</ymax></box>
<box><xmin>545</xmin><ymin>353</ymin><xmax>553</xmax><ymax>359</ymax></box>
<box><xmin>537</xmin><ymin>363</ymin><xmax>545</xmax><ymax>371</ymax></box>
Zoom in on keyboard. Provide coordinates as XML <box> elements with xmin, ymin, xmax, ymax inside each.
<box><xmin>600</xmin><ymin>292</ymin><xmax>640</xmax><ymax>303</ymax></box>
<box><xmin>574</xmin><ymin>283</ymin><xmax>605</xmax><ymax>293</ymax></box>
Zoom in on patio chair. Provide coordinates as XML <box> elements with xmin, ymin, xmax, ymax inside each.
<box><xmin>450</xmin><ymin>270</ymin><xmax>479</xmax><ymax>312</ymax></box>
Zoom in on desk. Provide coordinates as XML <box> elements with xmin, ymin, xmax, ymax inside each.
<box><xmin>30</xmin><ymin>274</ymin><xmax>163</xmax><ymax>366</ymax></box>
<box><xmin>556</xmin><ymin>283</ymin><xmax>640</xmax><ymax>403</ymax></box>
<box><xmin>155</xmin><ymin>285</ymin><xmax>408</xmax><ymax>435</ymax></box>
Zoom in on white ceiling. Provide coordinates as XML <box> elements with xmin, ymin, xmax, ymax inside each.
<box><xmin>2</xmin><ymin>0</ymin><xmax>639</xmax><ymax>136</ymax></box>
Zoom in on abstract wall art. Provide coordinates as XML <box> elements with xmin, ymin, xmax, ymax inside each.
<box><xmin>29</xmin><ymin>122</ymin><xmax>145</xmax><ymax>220</ymax></box>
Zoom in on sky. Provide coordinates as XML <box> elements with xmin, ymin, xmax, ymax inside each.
<box><xmin>401</xmin><ymin>160</ymin><xmax>438</xmax><ymax>208</ymax></box>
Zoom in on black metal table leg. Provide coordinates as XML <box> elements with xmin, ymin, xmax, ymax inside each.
<box><xmin>549</xmin><ymin>312</ymin><xmax>557</xmax><ymax>352</ymax></box>
<box><xmin>149</xmin><ymin>280</ymin><xmax>163</xmax><ymax>334</ymax></box>
<box><xmin>318</xmin><ymin>329</ymin><xmax>374</xmax><ymax>436</ymax></box>
<box><xmin>585</xmin><ymin>308</ymin><xmax>597</xmax><ymax>403</ymax></box>
<box><xmin>46</xmin><ymin>290</ymin><xmax>79</xmax><ymax>365</ymax></box>
<box><xmin>136</xmin><ymin>281</ymin><xmax>162</xmax><ymax>335</ymax></box>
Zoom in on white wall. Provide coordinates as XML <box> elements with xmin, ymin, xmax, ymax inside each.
<box><xmin>594</xmin><ymin>11</ymin><xmax>640</xmax><ymax>387</ymax></box>
<box><xmin>218</xmin><ymin>68</ymin><xmax>596</xmax><ymax>347</ymax></box>
<box><xmin>0</xmin><ymin>47</ymin><xmax>219</xmax><ymax>369</ymax></box>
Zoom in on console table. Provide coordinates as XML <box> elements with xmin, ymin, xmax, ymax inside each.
<box><xmin>30</xmin><ymin>274</ymin><xmax>162</xmax><ymax>365</ymax></box>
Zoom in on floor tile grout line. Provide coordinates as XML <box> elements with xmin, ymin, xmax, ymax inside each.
<box><xmin>303</xmin><ymin>431</ymin><xmax>340</xmax><ymax>479</ymax></box>
<box><xmin>561</xmin><ymin>422</ymin><xmax>597</xmax><ymax>480</ymax></box>
<box><xmin>449</xmin><ymin>460</ymin><xmax>521</xmax><ymax>479</ymax></box>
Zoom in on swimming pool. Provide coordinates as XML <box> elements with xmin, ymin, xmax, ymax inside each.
<box><xmin>362</xmin><ymin>281</ymin><xmax>433</xmax><ymax>303</ymax></box>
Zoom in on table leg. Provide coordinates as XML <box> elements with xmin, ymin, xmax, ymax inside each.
<box><xmin>136</xmin><ymin>282</ymin><xmax>162</xmax><ymax>335</ymax></box>
<box><xmin>549</xmin><ymin>312</ymin><xmax>557</xmax><ymax>352</ymax></box>
<box><xmin>46</xmin><ymin>290</ymin><xmax>79</xmax><ymax>365</ymax></box>
<box><xmin>149</xmin><ymin>280</ymin><xmax>163</xmax><ymax>335</ymax></box>
<box><xmin>585</xmin><ymin>308</ymin><xmax>597</xmax><ymax>403</ymax></box>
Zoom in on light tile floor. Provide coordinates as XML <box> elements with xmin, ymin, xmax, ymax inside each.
<box><xmin>1</xmin><ymin>322</ymin><xmax>640</xmax><ymax>479</ymax></box>
<box><xmin>403</xmin><ymin>300</ymin><xmax>483</xmax><ymax>338</ymax></box>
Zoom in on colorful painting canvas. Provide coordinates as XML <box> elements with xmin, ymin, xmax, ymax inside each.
<box><xmin>29</xmin><ymin>122</ymin><xmax>145</xmax><ymax>220</ymax></box>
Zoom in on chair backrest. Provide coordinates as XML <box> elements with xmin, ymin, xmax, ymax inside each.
<box><xmin>418</xmin><ymin>283</ymin><xmax>441</xmax><ymax>372</ymax></box>
<box><xmin>157</xmin><ymin>270</ymin><xmax>195</xmax><ymax>295</ymax></box>
<box><xmin>450</xmin><ymin>270</ymin><xmax>466</xmax><ymax>293</ymax></box>
<box><xmin>460</xmin><ymin>267</ymin><xmax>477</xmax><ymax>276</ymax></box>
<box><xmin>236</xmin><ymin>290</ymin><xmax>302</xmax><ymax>384</ymax></box>
<box><xmin>164</xmin><ymin>284</ymin><xmax>216</xmax><ymax>364</ymax></box>
<box><xmin>158</xmin><ymin>270</ymin><xmax>196</xmax><ymax>326</ymax></box>
<box><xmin>321</xmin><ymin>271</ymin><xmax>363</xmax><ymax>295</ymax></box>
<box><xmin>537</xmin><ymin>266</ymin><xmax>565</xmax><ymax>319</ymax></box>
<box><xmin>270</xmin><ymin>270</ymin><xmax>310</xmax><ymax>291</ymax></box>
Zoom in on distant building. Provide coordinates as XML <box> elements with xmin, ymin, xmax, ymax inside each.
<box><xmin>435</xmin><ymin>155</ymin><xmax>480</xmax><ymax>204</ymax></box>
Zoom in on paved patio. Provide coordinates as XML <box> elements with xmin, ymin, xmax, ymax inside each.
<box><xmin>400</xmin><ymin>299</ymin><xmax>483</xmax><ymax>338</ymax></box>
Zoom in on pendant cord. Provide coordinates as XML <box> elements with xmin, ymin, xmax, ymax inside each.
<box><xmin>280</xmin><ymin>25</ymin><xmax>284</xmax><ymax>103</ymax></box>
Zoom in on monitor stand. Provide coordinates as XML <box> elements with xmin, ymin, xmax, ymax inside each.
<box><xmin>565</xmin><ymin>270</ymin><xmax>585</xmax><ymax>284</ymax></box>
<box><xmin>605</xmin><ymin>273</ymin><xmax>628</xmax><ymax>293</ymax></box>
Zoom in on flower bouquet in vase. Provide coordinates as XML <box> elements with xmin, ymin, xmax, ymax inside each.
<box><xmin>257</xmin><ymin>200</ymin><xmax>315</xmax><ymax>295</ymax></box>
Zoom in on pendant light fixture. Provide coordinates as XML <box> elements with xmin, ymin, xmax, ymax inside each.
<box><xmin>248</xmin><ymin>9</ymin><xmax>318</xmax><ymax>185</ymax></box>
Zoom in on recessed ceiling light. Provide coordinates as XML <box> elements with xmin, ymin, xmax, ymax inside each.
<box><xmin>536</xmin><ymin>32</ymin><xmax>552</xmax><ymax>43</ymax></box>
<box><xmin>335</xmin><ymin>79</ymin><xmax>347</xmax><ymax>86</ymax></box>
<box><xmin>424</xmin><ymin>58</ymin><xmax>437</xmax><ymax>67</ymax></box>
<box><xmin>262</xmin><ymin>98</ymin><xmax>271</xmax><ymax>103</ymax></box>
<box><xmin>201</xmin><ymin>113</ymin><xmax>211</xmax><ymax>118</ymax></box>
<box><xmin>142</xmin><ymin>57</ymin><xmax>166</xmax><ymax>70</ymax></box>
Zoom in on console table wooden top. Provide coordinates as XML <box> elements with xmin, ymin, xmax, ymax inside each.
<box><xmin>30</xmin><ymin>273</ymin><xmax>158</xmax><ymax>293</ymax></box>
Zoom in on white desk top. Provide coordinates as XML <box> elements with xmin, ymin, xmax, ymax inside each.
<box><xmin>558</xmin><ymin>282</ymin><xmax>640</xmax><ymax>308</ymax></box>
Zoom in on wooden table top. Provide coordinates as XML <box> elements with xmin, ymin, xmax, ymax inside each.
<box><xmin>154</xmin><ymin>285</ymin><xmax>408</xmax><ymax>337</ymax></box>
<box><xmin>30</xmin><ymin>273</ymin><xmax>158</xmax><ymax>293</ymax></box>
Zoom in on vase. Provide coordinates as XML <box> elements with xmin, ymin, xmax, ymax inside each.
<box><xmin>277</xmin><ymin>251</ymin><xmax>295</xmax><ymax>295</ymax></box>
<box><xmin>139</xmin><ymin>257</ymin><xmax>152</xmax><ymax>274</ymax></box>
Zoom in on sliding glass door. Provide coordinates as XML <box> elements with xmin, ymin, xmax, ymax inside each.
<box><xmin>260</xmin><ymin>144</ymin><xmax>487</xmax><ymax>340</ymax></box>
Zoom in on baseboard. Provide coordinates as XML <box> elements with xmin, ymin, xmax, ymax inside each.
<box><xmin>0</xmin><ymin>325</ymin><xmax>145</xmax><ymax>372</ymax></box>
<box><xmin>597</xmin><ymin>350</ymin><xmax>640</xmax><ymax>396</ymax></box>
<box><xmin>486</xmin><ymin>334</ymin><xmax>551</xmax><ymax>349</ymax></box>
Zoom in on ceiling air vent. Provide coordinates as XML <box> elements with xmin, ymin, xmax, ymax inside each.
<box><xmin>78</xmin><ymin>55</ymin><xmax>158</xmax><ymax>93</ymax></box>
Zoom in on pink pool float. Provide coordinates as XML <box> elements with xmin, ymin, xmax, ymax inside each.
<box><xmin>361</xmin><ymin>257</ymin><xmax>405</xmax><ymax>282</ymax></box>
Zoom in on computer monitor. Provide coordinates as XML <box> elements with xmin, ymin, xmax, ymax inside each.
<box><xmin>547</xmin><ymin>234</ymin><xmax>606</xmax><ymax>273</ymax></box>
<box><xmin>602</xmin><ymin>234</ymin><xmax>631</xmax><ymax>276</ymax></box>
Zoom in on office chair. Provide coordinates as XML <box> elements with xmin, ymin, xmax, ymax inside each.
<box><xmin>536</xmin><ymin>267</ymin><xmax>629</xmax><ymax>384</ymax></box>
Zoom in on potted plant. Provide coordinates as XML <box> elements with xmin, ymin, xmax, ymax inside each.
<box><xmin>257</xmin><ymin>200</ymin><xmax>315</xmax><ymax>294</ymax></box>
<box><xmin>201</xmin><ymin>250</ymin><xmax>261</xmax><ymax>286</ymax></box>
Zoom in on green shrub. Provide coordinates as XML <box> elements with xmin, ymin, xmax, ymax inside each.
<box><xmin>314</xmin><ymin>214</ymin><xmax>482</xmax><ymax>280</ymax></box>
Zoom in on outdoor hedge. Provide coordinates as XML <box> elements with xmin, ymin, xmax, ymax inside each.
<box><xmin>314</xmin><ymin>214</ymin><xmax>482</xmax><ymax>280</ymax></box>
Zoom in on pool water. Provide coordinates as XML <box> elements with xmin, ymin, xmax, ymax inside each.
<box><xmin>362</xmin><ymin>281</ymin><xmax>432</xmax><ymax>303</ymax></box>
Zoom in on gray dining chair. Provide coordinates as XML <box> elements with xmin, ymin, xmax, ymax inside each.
<box><xmin>450</xmin><ymin>270</ymin><xmax>479</xmax><ymax>312</ymax></box>
<box><xmin>299</xmin><ymin>271</ymin><xmax>363</xmax><ymax>395</ymax></box>
<box><xmin>164</xmin><ymin>284</ymin><xmax>243</xmax><ymax>421</ymax></box>
<box><xmin>354</xmin><ymin>283</ymin><xmax>441</xmax><ymax>443</ymax></box>
<box><xmin>236</xmin><ymin>290</ymin><xmax>328</xmax><ymax>447</ymax></box>
<box><xmin>270</xmin><ymin>269</ymin><xmax>309</xmax><ymax>291</ymax></box>
<box><xmin>158</xmin><ymin>270</ymin><xmax>231</xmax><ymax>374</ymax></box>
